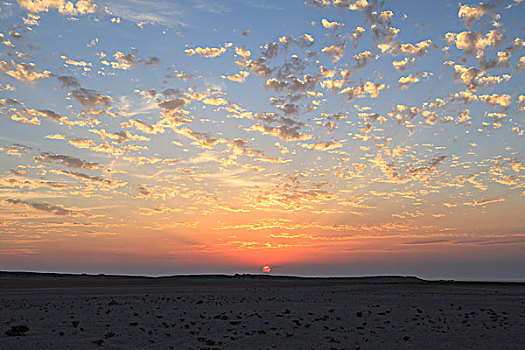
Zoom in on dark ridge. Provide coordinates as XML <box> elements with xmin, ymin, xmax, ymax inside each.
<box><xmin>0</xmin><ymin>271</ymin><xmax>424</xmax><ymax>283</ymax></box>
<box><xmin>228</xmin><ymin>274</ymin><xmax>426</xmax><ymax>283</ymax></box>
<box><xmin>0</xmin><ymin>271</ymin><xmax>149</xmax><ymax>280</ymax></box>
<box><xmin>2</xmin><ymin>271</ymin><xmax>523</xmax><ymax>285</ymax></box>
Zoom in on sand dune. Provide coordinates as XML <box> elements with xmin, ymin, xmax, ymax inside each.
<box><xmin>2</xmin><ymin>272</ymin><xmax>525</xmax><ymax>349</ymax></box>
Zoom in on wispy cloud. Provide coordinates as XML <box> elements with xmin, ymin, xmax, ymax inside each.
<box><xmin>104</xmin><ymin>0</ymin><xmax>188</xmax><ymax>27</ymax></box>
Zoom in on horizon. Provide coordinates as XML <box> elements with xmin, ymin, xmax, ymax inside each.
<box><xmin>3</xmin><ymin>269</ymin><xmax>525</xmax><ymax>283</ymax></box>
<box><xmin>1</xmin><ymin>0</ymin><xmax>524</xmax><ymax>281</ymax></box>
<box><xmin>3</xmin><ymin>267</ymin><xmax>525</xmax><ymax>283</ymax></box>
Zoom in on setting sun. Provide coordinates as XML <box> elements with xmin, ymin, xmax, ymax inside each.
<box><xmin>262</xmin><ymin>266</ymin><xmax>271</xmax><ymax>273</ymax></box>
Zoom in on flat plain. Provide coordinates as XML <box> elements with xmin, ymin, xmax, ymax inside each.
<box><xmin>1</xmin><ymin>273</ymin><xmax>525</xmax><ymax>349</ymax></box>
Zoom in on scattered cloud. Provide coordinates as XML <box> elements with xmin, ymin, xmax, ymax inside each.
<box><xmin>17</xmin><ymin>0</ymin><xmax>97</xmax><ymax>16</ymax></box>
<box><xmin>0</xmin><ymin>0</ymin><xmax>523</xmax><ymax>273</ymax></box>
<box><xmin>0</xmin><ymin>61</ymin><xmax>51</xmax><ymax>82</ymax></box>
<box><xmin>34</xmin><ymin>152</ymin><xmax>102</xmax><ymax>169</ymax></box>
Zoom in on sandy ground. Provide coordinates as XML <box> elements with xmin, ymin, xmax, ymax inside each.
<box><xmin>1</xmin><ymin>277</ymin><xmax>525</xmax><ymax>349</ymax></box>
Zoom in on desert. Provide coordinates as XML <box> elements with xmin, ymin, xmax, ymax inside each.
<box><xmin>2</xmin><ymin>272</ymin><xmax>525</xmax><ymax>349</ymax></box>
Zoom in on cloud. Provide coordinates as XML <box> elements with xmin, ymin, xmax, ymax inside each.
<box><xmin>301</xmin><ymin>139</ymin><xmax>343</xmax><ymax>151</ymax></box>
<box><xmin>456</xmin><ymin>109</ymin><xmax>471</xmax><ymax>126</ymax></box>
<box><xmin>185</xmin><ymin>43</ymin><xmax>232</xmax><ymax>58</ymax></box>
<box><xmin>51</xmin><ymin>169</ymin><xmax>123</xmax><ymax>188</ymax></box>
<box><xmin>9</xmin><ymin>111</ymin><xmax>41</xmax><ymax>125</ymax></box>
<box><xmin>458</xmin><ymin>1</ymin><xmax>500</xmax><ymax>28</ymax></box>
<box><xmin>17</xmin><ymin>0</ymin><xmax>97</xmax><ymax>16</ymax></box>
<box><xmin>120</xmin><ymin>118</ymin><xmax>165</xmax><ymax>135</ymax></box>
<box><xmin>227</xmin><ymin>138</ymin><xmax>264</xmax><ymax>157</ymax></box>
<box><xmin>270</xmin><ymin>74</ymin><xmax>318</xmax><ymax>94</ymax></box>
<box><xmin>34</xmin><ymin>152</ymin><xmax>102</xmax><ymax>169</ymax></box>
<box><xmin>0</xmin><ymin>60</ymin><xmax>51</xmax><ymax>82</ymax></box>
<box><xmin>247</xmin><ymin>181</ymin><xmax>334</xmax><ymax>210</ymax></box>
<box><xmin>479</xmin><ymin>93</ymin><xmax>511</xmax><ymax>107</ymax></box>
<box><xmin>463</xmin><ymin>198</ymin><xmax>505</xmax><ymax>207</ymax></box>
<box><xmin>222</xmin><ymin>70</ymin><xmax>249</xmax><ymax>83</ymax></box>
<box><xmin>517</xmin><ymin>56</ymin><xmax>525</xmax><ymax>72</ymax></box>
<box><xmin>68</xmin><ymin>138</ymin><xmax>95</xmax><ymax>149</ymax></box>
<box><xmin>0</xmin><ymin>98</ymin><xmax>22</xmax><ymax>106</ymax></box>
<box><xmin>445</xmin><ymin>62</ymin><xmax>482</xmax><ymax>90</ymax></box>
<box><xmin>264</xmin><ymin>78</ymin><xmax>285</xmax><ymax>93</ymax></box>
<box><xmin>322</xmin><ymin>44</ymin><xmax>345</xmax><ymax>62</ymax></box>
<box><xmin>89</xmin><ymin>129</ymin><xmax>150</xmax><ymax>144</ymax></box>
<box><xmin>407</xmin><ymin>155</ymin><xmax>447</xmax><ymax>177</ymax></box>
<box><xmin>479</xmin><ymin>50</ymin><xmax>512</xmax><ymax>71</ymax></box>
<box><xmin>45</xmin><ymin>134</ymin><xmax>67</xmax><ymax>140</ymax></box>
<box><xmin>398</xmin><ymin>74</ymin><xmax>420</xmax><ymax>90</ymax></box>
<box><xmin>402</xmin><ymin>239</ymin><xmax>450</xmax><ymax>245</ymax></box>
<box><xmin>0</xmin><ymin>143</ymin><xmax>32</xmax><ymax>156</ymax></box>
<box><xmin>445</xmin><ymin>30</ymin><xmax>504</xmax><ymax>55</ymax></box>
<box><xmin>275</xmin><ymin>103</ymin><xmax>299</xmax><ymax>115</ymax></box>
<box><xmin>509</xmin><ymin>160</ymin><xmax>523</xmax><ymax>172</ymax></box>
<box><xmin>352</xmin><ymin>50</ymin><xmax>378</xmax><ymax>69</ymax></box>
<box><xmin>321</xmin><ymin>18</ymin><xmax>342</xmax><ymax>29</ymax></box>
<box><xmin>379</xmin><ymin>39</ymin><xmax>436</xmax><ymax>56</ymax></box>
<box><xmin>23</xmin><ymin>109</ymin><xmax>84</xmax><ymax>127</ymax></box>
<box><xmin>70</xmin><ymin>88</ymin><xmax>112</xmax><ymax>110</ymax></box>
<box><xmin>247</xmin><ymin>124</ymin><xmax>312</xmax><ymax>141</ymax></box>
<box><xmin>339</xmin><ymin>81</ymin><xmax>385</xmax><ymax>101</ymax></box>
<box><xmin>61</xmin><ymin>55</ymin><xmax>92</xmax><ymax>69</ymax></box>
<box><xmin>202</xmin><ymin>97</ymin><xmax>229</xmax><ymax>106</ymax></box>
<box><xmin>4</xmin><ymin>198</ymin><xmax>85</xmax><ymax>216</ymax></box>
<box><xmin>333</xmin><ymin>0</ymin><xmax>371</xmax><ymax>11</ymax></box>
<box><xmin>260</xmin><ymin>42</ymin><xmax>279</xmax><ymax>59</ymax></box>
<box><xmin>194</xmin><ymin>0</ymin><xmax>231</xmax><ymax>14</ymax></box>
<box><xmin>306</xmin><ymin>0</ymin><xmax>331</xmax><ymax>8</ymax></box>
<box><xmin>398</xmin><ymin>72</ymin><xmax>432</xmax><ymax>89</ymax></box>
<box><xmin>236</xmin><ymin>57</ymin><xmax>274</xmax><ymax>77</ymax></box>
<box><xmin>350</xmin><ymin>26</ymin><xmax>365</xmax><ymax>43</ymax></box>
<box><xmin>476</xmin><ymin>74</ymin><xmax>511</xmax><ymax>87</ymax></box>
<box><xmin>0</xmin><ymin>176</ymin><xmax>75</xmax><ymax>190</ymax></box>
<box><xmin>235</xmin><ymin>47</ymin><xmax>251</xmax><ymax>59</ymax></box>
<box><xmin>174</xmin><ymin>126</ymin><xmax>227</xmax><ymax>149</ymax></box>
<box><xmin>144</xmin><ymin>56</ymin><xmax>161</xmax><ymax>66</ymax></box>
<box><xmin>110</xmin><ymin>51</ymin><xmax>136</xmax><ymax>70</ymax></box>
<box><xmin>158</xmin><ymin>97</ymin><xmax>189</xmax><ymax>111</ymax></box>
<box><xmin>105</xmin><ymin>0</ymin><xmax>187</xmax><ymax>27</ymax></box>
<box><xmin>519</xmin><ymin>95</ymin><xmax>525</xmax><ymax>111</ymax></box>
<box><xmin>392</xmin><ymin>57</ymin><xmax>415</xmax><ymax>72</ymax></box>
<box><xmin>215</xmin><ymin>203</ymin><xmax>250</xmax><ymax>213</ymax></box>
<box><xmin>56</xmin><ymin>75</ymin><xmax>80</xmax><ymax>89</ymax></box>
<box><xmin>228</xmin><ymin>138</ymin><xmax>287</xmax><ymax>163</ymax></box>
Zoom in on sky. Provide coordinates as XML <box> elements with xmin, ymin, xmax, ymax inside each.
<box><xmin>0</xmin><ymin>0</ymin><xmax>524</xmax><ymax>280</ymax></box>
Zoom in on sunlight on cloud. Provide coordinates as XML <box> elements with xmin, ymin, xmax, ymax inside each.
<box><xmin>0</xmin><ymin>0</ymin><xmax>524</xmax><ymax>275</ymax></box>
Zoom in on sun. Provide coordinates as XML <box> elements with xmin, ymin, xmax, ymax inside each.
<box><xmin>262</xmin><ymin>265</ymin><xmax>271</xmax><ymax>273</ymax></box>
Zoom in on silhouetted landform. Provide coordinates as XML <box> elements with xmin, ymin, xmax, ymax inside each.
<box><xmin>0</xmin><ymin>271</ymin><xmax>154</xmax><ymax>280</ymax></box>
<box><xmin>0</xmin><ymin>270</ymin><xmax>425</xmax><ymax>283</ymax></box>
<box><xmin>2</xmin><ymin>271</ymin><xmax>524</xmax><ymax>285</ymax></box>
